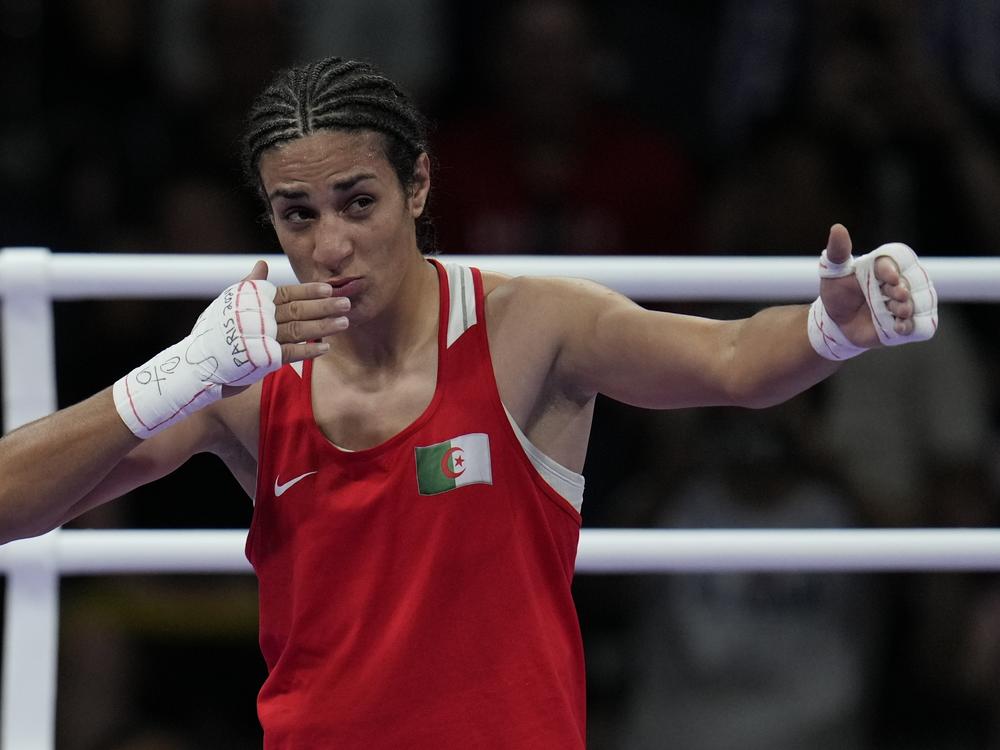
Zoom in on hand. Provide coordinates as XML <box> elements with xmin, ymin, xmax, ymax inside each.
<box><xmin>243</xmin><ymin>261</ymin><xmax>350</xmax><ymax>365</ymax></box>
<box><xmin>818</xmin><ymin>224</ymin><xmax>916</xmax><ymax>348</ymax></box>
<box><xmin>218</xmin><ymin>262</ymin><xmax>350</xmax><ymax>399</ymax></box>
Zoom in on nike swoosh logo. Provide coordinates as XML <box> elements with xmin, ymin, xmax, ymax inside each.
<box><xmin>274</xmin><ymin>471</ymin><xmax>318</xmax><ymax>497</ymax></box>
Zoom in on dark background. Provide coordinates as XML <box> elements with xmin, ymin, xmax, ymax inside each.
<box><xmin>1</xmin><ymin>1</ymin><xmax>999</xmax><ymax>748</ymax></box>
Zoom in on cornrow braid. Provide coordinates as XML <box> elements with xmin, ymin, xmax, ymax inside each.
<box><xmin>242</xmin><ymin>57</ymin><xmax>436</xmax><ymax>253</ymax></box>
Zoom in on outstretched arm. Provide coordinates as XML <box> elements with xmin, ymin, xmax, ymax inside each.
<box><xmin>551</xmin><ymin>224</ymin><xmax>935</xmax><ymax>409</ymax></box>
<box><xmin>0</xmin><ymin>262</ymin><xmax>348</xmax><ymax>544</ymax></box>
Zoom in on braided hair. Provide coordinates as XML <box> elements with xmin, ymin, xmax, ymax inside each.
<box><xmin>242</xmin><ymin>57</ymin><xmax>436</xmax><ymax>253</ymax></box>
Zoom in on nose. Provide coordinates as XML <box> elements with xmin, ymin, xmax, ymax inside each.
<box><xmin>312</xmin><ymin>213</ymin><xmax>354</xmax><ymax>269</ymax></box>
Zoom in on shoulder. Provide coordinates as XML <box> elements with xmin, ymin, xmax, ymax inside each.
<box><xmin>481</xmin><ymin>271</ymin><xmax>631</xmax><ymax>354</ymax></box>
<box><xmin>482</xmin><ymin>270</ymin><xmax>619</xmax><ymax>323</ymax></box>
<box><xmin>480</xmin><ymin>271</ymin><xmax>633</xmax><ymax>401</ymax></box>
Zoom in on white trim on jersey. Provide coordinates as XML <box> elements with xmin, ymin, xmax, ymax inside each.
<box><xmin>503</xmin><ymin>404</ymin><xmax>585</xmax><ymax>513</ymax></box>
<box><xmin>444</xmin><ymin>262</ymin><xmax>477</xmax><ymax>348</ymax></box>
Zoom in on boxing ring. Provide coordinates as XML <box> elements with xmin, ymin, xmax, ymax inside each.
<box><xmin>1</xmin><ymin>248</ymin><xmax>1000</xmax><ymax>750</ymax></box>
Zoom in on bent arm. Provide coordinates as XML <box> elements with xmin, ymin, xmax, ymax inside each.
<box><xmin>0</xmin><ymin>388</ymin><xmax>223</xmax><ymax>544</ymax></box>
<box><xmin>551</xmin><ymin>279</ymin><xmax>839</xmax><ymax>410</ymax></box>
<box><xmin>0</xmin><ymin>264</ymin><xmax>347</xmax><ymax>545</ymax></box>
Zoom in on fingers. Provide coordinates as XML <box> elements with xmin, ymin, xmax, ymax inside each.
<box><xmin>277</xmin><ymin>311</ymin><xmax>349</xmax><ymax>345</ymax></box>
<box><xmin>874</xmin><ymin>255</ymin><xmax>902</xmax><ymax>286</ymax></box>
<box><xmin>876</xmin><ymin>256</ymin><xmax>914</xmax><ymax>329</ymax></box>
<box><xmin>886</xmin><ymin>295</ymin><xmax>914</xmax><ymax>319</ymax></box>
<box><xmin>893</xmin><ymin>316</ymin><xmax>915</xmax><ymax>335</ymax></box>
<box><xmin>274</xmin><ymin>294</ymin><xmax>349</xmax><ymax>324</ymax></box>
<box><xmin>824</xmin><ymin>223</ymin><xmax>853</xmax><ymax>265</ymax></box>
<box><xmin>282</xmin><ymin>341</ymin><xmax>332</xmax><ymax>365</ymax></box>
<box><xmin>274</xmin><ymin>281</ymin><xmax>334</xmax><ymax>305</ymax></box>
<box><xmin>874</xmin><ymin>257</ymin><xmax>917</xmax><ymax>334</ymax></box>
<box><xmin>243</xmin><ymin>260</ymin><xmax>269</xmax><ymax>282</ymax></box>
<box><xmin>229</xmin><ymin>272</ymin><xmax>350</xmax><ymax>366</ymax></box>
<box><xmin>271</xmin><ymin>282</ymin><xmax>350</xmax><ymax>347</ymax></box>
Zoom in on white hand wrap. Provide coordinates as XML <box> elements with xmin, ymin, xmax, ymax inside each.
<box><xmin>808</xmin><ymin>242</ymin><xmax>938</xmax><ymax>361</ymax></box>
<box><xmin>807</xmin><ymin>297</ymin><xmax>868</xmax><ymax>361</ymax></box>
<box><xmin>853</xmin><ymin>243</ymin><xmax>939</xmax><ymax>345</ymax></box>
<box><xmin>113</xmin><ymin>280</ymin><xmax>282</xmax><ymax>438</ymax></box>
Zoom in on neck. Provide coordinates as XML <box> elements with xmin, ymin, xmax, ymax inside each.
<box><xmin>325</xmin><ymin>254</ymin><xmax>439</xmax><ymax>370</ymax></box>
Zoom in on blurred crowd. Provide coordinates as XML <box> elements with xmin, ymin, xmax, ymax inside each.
<box><xmin>1</xmin><ymin>1</ymin><xmax>999</xmax><ymax>748</ymax></box>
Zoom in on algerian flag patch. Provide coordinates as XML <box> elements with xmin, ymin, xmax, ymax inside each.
<box><xmin>415</xmin><ymin>433</ymin><xmax>492</xmax><ymax>495</ymax></box>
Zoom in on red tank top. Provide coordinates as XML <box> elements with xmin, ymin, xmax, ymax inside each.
<box><xmin>248</xmin><ymin>260</ymin><xmax>586</xmax><ymax>748</ymax></box>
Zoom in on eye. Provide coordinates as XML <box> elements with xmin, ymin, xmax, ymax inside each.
<box><xmin>347</xmin><ymin>195</ymin><xmax>375</xmax><ymax>215</ymax></box>
<box><xmin>282</xmin><ymin>207</ymin><xmax>315</xmax><ymax>224</ymax></box>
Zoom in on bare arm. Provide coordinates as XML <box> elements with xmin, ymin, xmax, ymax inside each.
<box><xmin>0</xmin><ymin>262</ymin><xmax>349</xmax><ymax>545</ymax></box>
<box><xmin>550</xmin><ymin>284</ymin><xmax>836</xmax><ymax>409</ymax></box>
<box><xmin>0</xmin><ymin>388</ymin><xmax>196</xmax><ymax>543</ymax></box>
<box><xmin>0</xmin><ymin>378</ymin><xmax>264</xmax><ymax>546</ymax></box>
<box><xmin>550</xmin><ymin>225</ymin><xmax>918</xmax><ymax>409</ymax></box>
<box><xmin>0</xmin><ymin>387</ymin><xmax>260</xmax><ymax>545</ymax></box>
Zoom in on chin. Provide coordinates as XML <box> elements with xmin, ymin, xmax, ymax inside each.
<box><xmin>343</xmin><ymin>299</ymin><xmax>372</xmax><ymax>326</ymax></box>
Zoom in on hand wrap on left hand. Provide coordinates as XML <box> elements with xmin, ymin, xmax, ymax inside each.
<box><xmin>808</xmin><ymin>243</ymin><xmax>938</xmax><ymax>360</ymax></box>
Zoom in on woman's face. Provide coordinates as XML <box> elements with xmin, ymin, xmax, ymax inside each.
<box><xmin>258</xmin><ymin>129</ymin><xmax>430</xmax><ymax>326</ymax></box>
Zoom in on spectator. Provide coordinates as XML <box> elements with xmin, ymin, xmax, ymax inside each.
<box><xmin>617</xmin><ymin>405</ymin><xmax>882</xmax><ymax>750</ymax></box>
<box><xmin>433</xmin><ymin>0</ymin><xmax>702</xmax><ymax>254</ymax></box>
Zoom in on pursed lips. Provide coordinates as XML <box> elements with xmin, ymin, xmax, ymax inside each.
<box><xmin>328</xmin><ymin>276</ymin><xmax>363</xmax><ymax>296</ymax></box>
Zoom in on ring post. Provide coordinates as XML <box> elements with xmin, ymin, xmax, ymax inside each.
<box><xmin>1</xmin><ymin>247</ymin><xmax>60</xmax><ymax>750</ymax></box>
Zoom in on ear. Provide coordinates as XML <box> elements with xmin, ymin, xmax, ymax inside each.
<box><xmin>408</xmin><ymin>152</ymin><xmax>431</xmax><ymax>218</ymax></box>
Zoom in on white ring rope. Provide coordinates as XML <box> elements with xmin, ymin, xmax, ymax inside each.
<box><xmin>1</xmin><ymin>249</ymin><xmax>999</xmax><ymax>300</ymax></box>
<box><xmin>1</xmin><ymin>529</ymin><xmax>1000</xmax><ymax>574</ymax></box>
<box><xmin>2</xmin><ymin>247</ymin><xmax>998</xmax><ymax>750</ymax></box>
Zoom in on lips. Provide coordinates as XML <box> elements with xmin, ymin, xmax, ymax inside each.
<box><xmin>328</xmin><ymin>276</ymin><xmax>363</xmax><ymax>297</ymax></box>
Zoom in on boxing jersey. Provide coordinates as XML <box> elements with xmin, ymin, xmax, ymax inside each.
<box><xmin>247</xmin><ymin>259</ymin><xmax>586</xmax><ymax>749</ymax></box>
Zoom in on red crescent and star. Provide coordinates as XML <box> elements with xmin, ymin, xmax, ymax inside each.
<box><xmin>441</xmin><ymin>446</ymin><xmax>466</xmax><ymax>478</ymax></box>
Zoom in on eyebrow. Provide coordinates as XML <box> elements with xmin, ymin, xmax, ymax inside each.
<box><xmin>333</xmin><ymin>173</ymin><xmax>377</xmax><ymax>191</ymax></box>
<box><xmin>267</xmin><ymin>173</ymin><xmax>377</xmax><ymax>203</ymax></box>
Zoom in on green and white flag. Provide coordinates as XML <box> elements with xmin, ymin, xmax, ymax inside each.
<box><xmin>415</xmin><ymin>433</ymin><xmax>492</xmax><ymax>495</ymax></box>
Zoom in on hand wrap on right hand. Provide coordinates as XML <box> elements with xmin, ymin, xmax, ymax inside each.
<box><xmin>113</xmin><ymin>279</ymin><xmax>281</xmax><ymax>438</ymax></box>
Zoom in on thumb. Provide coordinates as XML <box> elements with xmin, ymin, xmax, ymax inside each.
<box><xmin>243</xmin><ymin>260</ymin><xmax>269</xmax><ymax>282</ymax></box>
<box><xmin>824</xmin><ymin>223</ymin><xmax>853</xmax><ymax>265</ymax></box>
